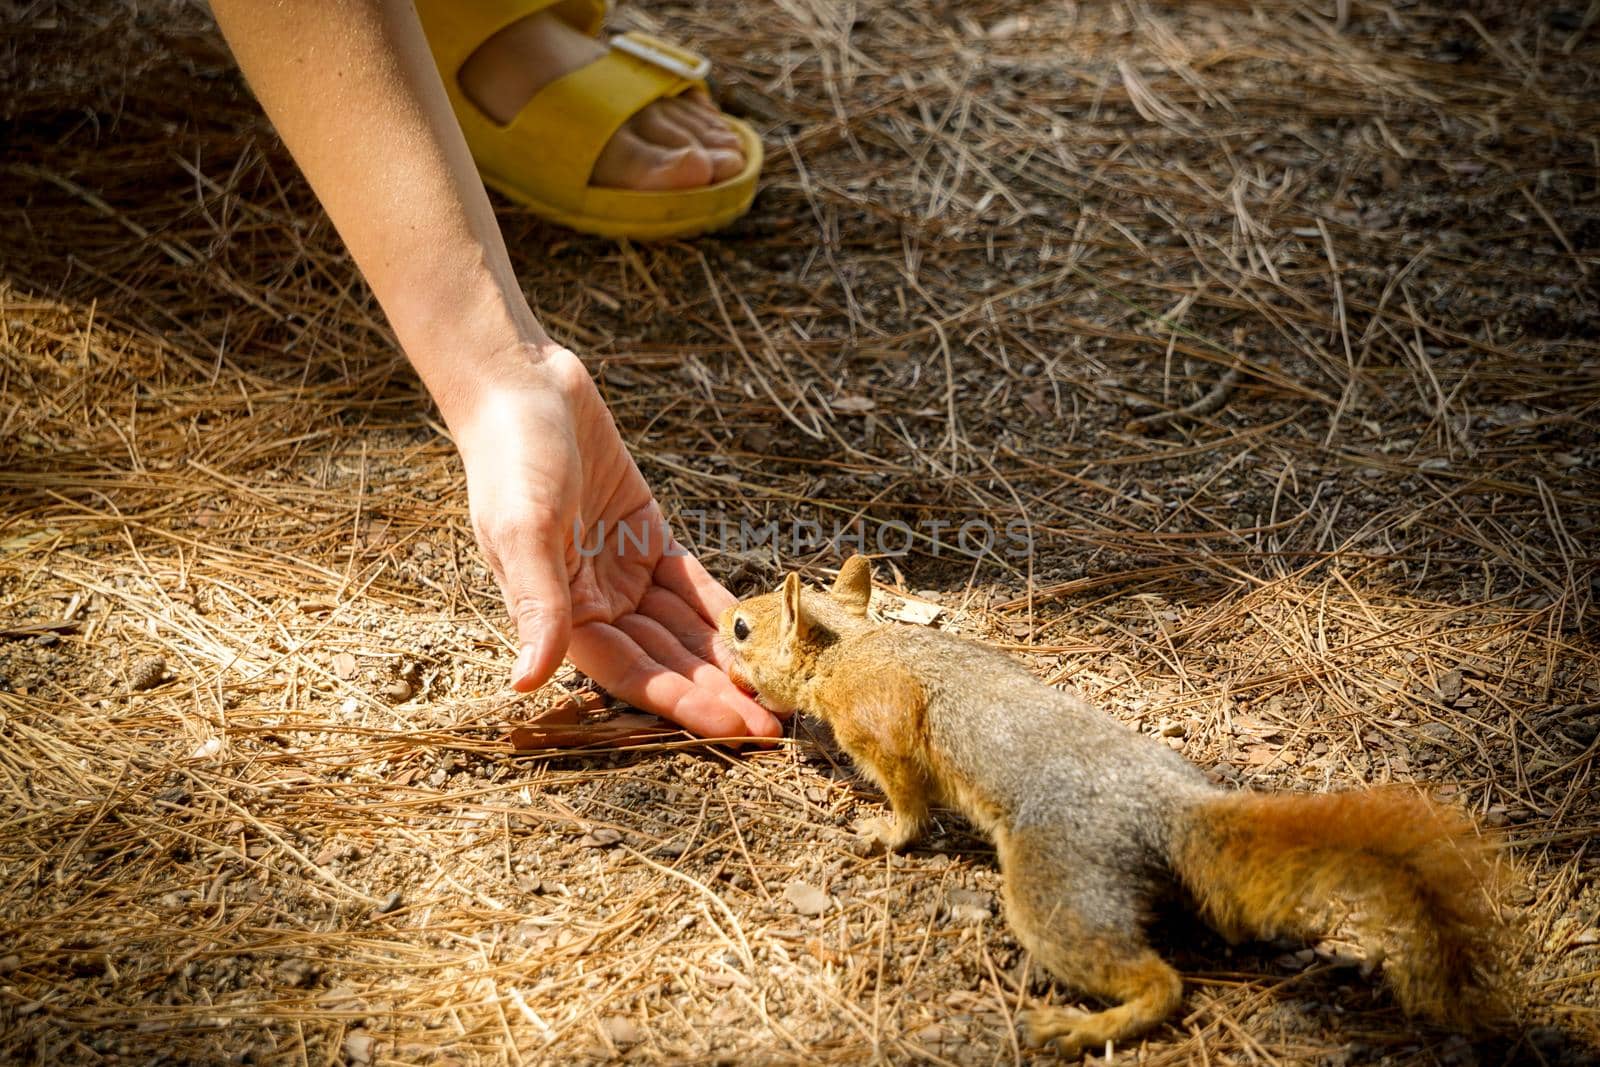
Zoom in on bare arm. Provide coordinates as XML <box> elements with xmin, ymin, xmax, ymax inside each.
<box><xmin>208</xmin><ymin>0</ymin><xmax>543</xmax><ymax>411</ymax></box>
<box><xmin>209</xmin><ymin>0</ymin><xmax>778</xmax><ymax>739</ymax></box>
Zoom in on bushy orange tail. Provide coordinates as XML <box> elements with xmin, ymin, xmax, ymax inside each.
<box><xmin>1173</xmin><ymin>788</ymin><xmax>1509</xmax><ymax>1029</ymax></box>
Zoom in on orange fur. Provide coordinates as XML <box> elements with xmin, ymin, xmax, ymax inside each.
<box><xmin>1018</xmin><ymin>948</ymin><xmax>1183</xmax><ymax>1056</ymax></box>
<box><xmin>724</xmin><ymin>558</ymin><xmax>1514</xmax><ymax>1049</ymax></box>
<box><xmin>814</xmin><ymin>660</ymin><xmax>934</xmax><ymax>849</ymax></box>
<box><xmin>1174</xmin><ymin>787</ymin><xmax>1508</xmax><ymax>1029</ymax></box>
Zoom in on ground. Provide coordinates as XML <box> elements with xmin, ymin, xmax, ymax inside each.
<box><xmin>2</xmin><ymin>0</ymin><xmax>1597</xmax><ymax>1064</ymax></box>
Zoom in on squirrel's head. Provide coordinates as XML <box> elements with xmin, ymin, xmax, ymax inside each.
<box><xmin>718</xmin><ymin>554</ymin><xmax>876</xmax><ymax>715</ymax></box>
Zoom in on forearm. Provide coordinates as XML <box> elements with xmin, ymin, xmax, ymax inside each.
<box><xmin>209</xmin><ymin>0</ymin><xmax>554</xmax><ymax>426</ymax></box>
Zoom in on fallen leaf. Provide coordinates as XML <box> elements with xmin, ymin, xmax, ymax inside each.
<box><xmin>506</xmin><ymin>712</ymin><xmax>675</xmax><ymax>751</ymax></box>
<box><xmin>884</xmin><ymin>599</ymin><xmax>942</xmax><ymax>626</ymax></box>
<box><xmin>1242</xmin><ymin>744</ymin><xmax>1281</xmax><ymax>767</ymax></box>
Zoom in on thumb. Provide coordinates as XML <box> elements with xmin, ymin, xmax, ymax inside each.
<box><xmin>501</xmin><ymin>536</ymin><xmax>574</xmax><ymax>692</ymax></box>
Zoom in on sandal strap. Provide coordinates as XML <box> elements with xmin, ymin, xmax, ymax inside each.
<box><xmin>415</xmin><ymin>0</ymin><xmax>606</xmax><ymax>77</ymax></box>
<box><xmin>495</xmin><ymin>33</ymin><xmax>706</xmax><ymax>207</ymax></box>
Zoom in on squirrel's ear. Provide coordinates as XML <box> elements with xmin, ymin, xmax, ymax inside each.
<box><xmin>779</xmin><ymin>572</ymin><xmax>809</xmax><ymax>644</ymax></box>
<box><xmin>830</xmin><ymin>555</ymin><xmax>873</xmax><ymax>617</ymax></box>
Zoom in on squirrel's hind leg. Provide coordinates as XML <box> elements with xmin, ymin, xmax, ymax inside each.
<box><xmin>1016</xmin><ymin>949</ymin><xmax>1181</xmax><ymax>1058</ymax></box>
<box><xmin>1001</xmin><ymin>833</ymin><xmax>1183</xmax><ymax>1057</ymax></box>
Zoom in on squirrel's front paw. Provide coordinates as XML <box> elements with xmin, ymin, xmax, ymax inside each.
<box><xmin>856</xmin><ymin>815</ymin><xmax>916</xmax><ymax>854</ymax></box>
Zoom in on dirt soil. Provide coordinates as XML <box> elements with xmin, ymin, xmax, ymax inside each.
<box><xmin>2</xmin><ymin>1</ymin><xmax>1598</xmax><ymax>1064</ymax></box>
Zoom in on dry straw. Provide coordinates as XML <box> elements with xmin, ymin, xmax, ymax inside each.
<box><xmin>2</xmin><ymin>0</ymin><xmax>1596</xmax><ymax>1063</ymax></box>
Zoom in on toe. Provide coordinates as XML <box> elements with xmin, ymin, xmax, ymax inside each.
<box><xmin>665</xmin><ymin>96</ymin><xmax>742</xmax><ymax>152</ymax></box>
<box><xmin>632</xmin><ymin>101</ymin><xmax>699</xmax><ymax>151</ymax></box>
<box><xmin>591</xmin><ymin>126</ymin><xmax>713</xmax><ymax>191</ymax></box>
<box><xmin>705</xmin><ymin>147</ymin><xmax>744</xmax><ymax>183</ymax></box>
<box><xmin>660</xmin><ymin>98</ymin><xmax>745</xmax><ymax>181</ymax></box>
<box><xmin>628</xmin><ymin>102</ymin><xmax>735</xmax><ymax>185</ymax></box>
<box><xmin>454</xmin><ymin>11</ymin><xmax>752</xmax><ymax>195</ymax></box>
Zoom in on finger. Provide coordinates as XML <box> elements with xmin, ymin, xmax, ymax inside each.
<box><xmin>654</xmin><ymin>549</ymin><xmax>738</xmax><ymax>626</ymax></box>
<box><xmin>568</xmin><ymin>622</ymin><xmax>770</xmax><ymax>740</ymax></box>
<box><xmin>616</xmin><ymin>605</ymin><xmax>747</xmax><ymax>704</ymax></box>
<box><xmin>602</xmin><ymin>615</ymin><xmax>779</xmax><ymax>739</ymax></box>
<box><xmin>720</xmin><ymin>686</ymin><xmax>783</xmax><ymax>738</ymax></box>
<box><xmin>637</xmin><ymin>586</ymin><xmax>723</xmax><ymax>663</ymax></box>
<box><xmin>499</xmin><ymin>530</ymin><xmax>574</xmax><ymax>693</ymax></box>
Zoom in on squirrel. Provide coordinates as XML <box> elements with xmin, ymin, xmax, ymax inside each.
<box><xmin>719</xmin><ymin>554</ymin><xmax>1509</xmax><ymax>1056</ymax></box>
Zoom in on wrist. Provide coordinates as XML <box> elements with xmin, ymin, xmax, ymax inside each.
<box><xmin>428</xmin><ymin>338</ymin><xmax>593</xmax><ymax>456</ymax></box>
<box><xmin>394</xmin><ymin>285</ymin><xmax>583</xmax><ymax>436</ymax></box>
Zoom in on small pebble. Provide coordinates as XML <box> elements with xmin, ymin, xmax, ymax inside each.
<box><xmin>601</xmin><ymin>1016</ymin><xmax>642</xmax><ymax>1045</ymax></box>
<box><xmin>380</xmin><ymin>679</ymin><xmax>413</xmax><ymax>703</ymax></box>
<box><xmin>784</xmin><ymin>881</ymin><xmax>832</xmax><ymax>916</ymax></box>
<box><xmin>374</xmin><ymin>890</ymin><xmax>403</xmax><ymax>915</ymax></box>
<box><xmin>1158</xmin><ymin>718</ymin><xmax>1186</xmax><ymax>738</ymax></box>
<box><xmin>275</xmin><ymin>958</ymin><xmax>320</xmax><ymax>988</ymax></box>
<box><xmin>344</xmin><ymin>1030</ymin><xmax>375</xmax><ymax>1066</ymax></box>
<box><xmin>946</xmin><ymin>888</ymin><xmax>994</xmax><ymax>923</ymax></box>
<box><xmin>579</xmin><ymin>828</ymin><xmax>622</xmax><ymax>848</ymax></box>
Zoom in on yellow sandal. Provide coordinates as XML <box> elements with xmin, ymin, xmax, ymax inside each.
<box><xmin>415</xmin><ymin>0</ymin><xmax>763</xmax><ymax>240</ymax></box>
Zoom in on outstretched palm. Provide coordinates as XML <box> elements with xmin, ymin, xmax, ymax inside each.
<box><xmin>456</xmin><ymin>346</ymin><xmax>777</xmax><ymax>740</ymax></box>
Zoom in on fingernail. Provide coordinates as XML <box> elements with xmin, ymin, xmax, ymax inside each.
<box><xmin>511</xmin><ymin>645</ymin><xmax>536</xmax><ymax>687</ymax></box>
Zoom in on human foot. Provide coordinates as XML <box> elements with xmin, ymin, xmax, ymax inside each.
<box><xmin>457</xmin><ymin>10</ymin><xmax>745</xmax><ymax>191</ymax></box>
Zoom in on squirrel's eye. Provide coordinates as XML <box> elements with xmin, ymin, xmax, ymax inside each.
<box><xmin>733</xmin><ymin>617</ymin><xmax>751</xmax><ymax>641</ymax></box>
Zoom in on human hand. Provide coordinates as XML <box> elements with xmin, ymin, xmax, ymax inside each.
<box><xmin>451</xmin><ymin>344</ymin><xmax>780</xmax><ymax>741</ymax></box>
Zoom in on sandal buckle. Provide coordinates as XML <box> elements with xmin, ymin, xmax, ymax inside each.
<box><xmin>609</xmin><ymin>32</ymin><xmax>711</xmax><ymax>82</ymax></box>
